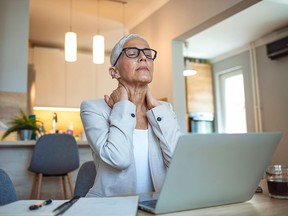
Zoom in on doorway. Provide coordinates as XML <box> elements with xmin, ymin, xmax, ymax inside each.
<box><xmin>215</xmin><ymin>67</ymin><xmax>247</xmax><ymax>133</ymax></box>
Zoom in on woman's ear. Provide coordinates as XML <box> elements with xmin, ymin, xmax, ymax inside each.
<box><xmin>108</xmin><ymin>67</ymin><xmax>120</xmax><ymax>79</ymax></box>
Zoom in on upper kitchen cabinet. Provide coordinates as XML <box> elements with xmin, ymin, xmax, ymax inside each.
<box><xmin>32</xmin><ymin>47</ymin><xmax>114</xmax><ymax>108</ymax></box>
<box><xmin>65</xmin><ymin>52</ymin><xmax>97</xmax><ymax>107</ymax></box>
<box><xmin>33</xmin><ymin>47</ymin><xmax>66</xmax><ymax>107</ymax></box>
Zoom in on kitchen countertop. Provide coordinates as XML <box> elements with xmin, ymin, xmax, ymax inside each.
<box><xmin>0</xmin><ymin>140</ymin><xmax>89</xmax><ymax>147</ymax></box>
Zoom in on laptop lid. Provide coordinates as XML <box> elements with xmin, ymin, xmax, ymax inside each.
<box><xmin>139</xmin><ymin>132</ymin><xmax>282</xmax><ymax>214</ymax></box>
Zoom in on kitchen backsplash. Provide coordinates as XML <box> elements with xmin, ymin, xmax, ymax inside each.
<box><xmin>33</xmin><ymin>109</ymin><xmax>84</xmax><ymax>139</ymax></box>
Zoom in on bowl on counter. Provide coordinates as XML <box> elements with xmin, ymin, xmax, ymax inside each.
<box><xmin>266</xmin><ymin>165</ymin><xmax>288</xmax><ymax>199</ymax></box>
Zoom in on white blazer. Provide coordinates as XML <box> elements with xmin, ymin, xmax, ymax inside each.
<box><xmin>80</xmin><ymin>99</ymin><xmax>180</xmax><ymax>197</ymax></box>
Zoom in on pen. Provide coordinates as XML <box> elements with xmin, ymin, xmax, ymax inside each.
<box><xmin>29</xmin><ymin>199</ymin><xmax>53</xmax><ymax>210</ymax></box>
<box><xmin>52</xmin><ymin>195</ymin><xmax>80</xmax><ymax>216</ymax></box>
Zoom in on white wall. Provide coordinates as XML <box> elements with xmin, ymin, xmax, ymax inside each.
<box><xmin>0</xmin><ymin>0</ymin><xmax>30</xmax><ymax>92</ymax></box>
<box><xmin>256</xmin><ymin>45</ymin><xmax>288</xmax><ymax>165</ymax></box>
<box><xmin>213</xmin><ymin>40</ymin><xmax>288</xmax><ymax>165</ymax></box>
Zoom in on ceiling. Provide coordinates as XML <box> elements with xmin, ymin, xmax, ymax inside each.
<box><xmin>29</xmin><ymin>0</ymin><xmax>288</xmax><ymax>60</ymax></box>
<box><xmin>29</xmin><ymin>0</ymin><xmax>169</xmax><ymax>52</ymax></box>
<box><xmin>184</xmin><ymin>0</ymin><xmax>288</xmax><ymax>60</ymax></box>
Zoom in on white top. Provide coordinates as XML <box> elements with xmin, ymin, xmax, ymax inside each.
<box><xmin>133</xmin><ymin>129</ymin><xmax>153</xmax><ymax>194</ymax></box>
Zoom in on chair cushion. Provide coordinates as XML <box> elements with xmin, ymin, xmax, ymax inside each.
<box><xmin>0</xmin><ymin>169</ymin><xmax>18</xmax><ymax>206</ymax></box>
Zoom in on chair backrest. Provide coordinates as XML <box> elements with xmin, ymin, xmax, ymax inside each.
<box><xmin>28</xmin><ymin>134</ymin><xmax>80</xmax><ymax>175</ymax></box>
<box><xmin>0</xmin><ymin>169</ymin><xmax>18</xmax><ymax>206</ymax></box>
<box><xmin>74</xmin><ymin>161</ymin><xmax>96</xmax><ymax>197</ymax></box>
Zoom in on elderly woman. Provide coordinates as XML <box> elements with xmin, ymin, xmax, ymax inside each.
<box><xmin>80</xmin><ymin>34</ymin><xmax>180</xmax><ymax>197</ymax></box>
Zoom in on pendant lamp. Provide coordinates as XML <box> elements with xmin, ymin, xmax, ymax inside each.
<box><xmin>65</xmin><ymin>32</ymin><xmax>77</xmax><ymax>62</ymax></box>
<box><xmin>93</xmin><ymin>35</ymin><xmax>105</xmax><ymax>64</ymax></box>
<box><xmin>183</xmin><ymin>58</ymin><xmax>197</xmax><ymax>76</ymax></box>
<box><xmin>65</xmin><ymin>0</ymin><xmax>77</xmax><ymax>62</ymax></box>
<box><xmin>93</xmin><ymin>0</ymin><xmax>105</xmax><ymax>64</ymax></box>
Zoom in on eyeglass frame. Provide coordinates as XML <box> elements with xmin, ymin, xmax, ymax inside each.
<box><xmin>113</xmin><ymin>47</ymin><xmax>157</xmax><ymax>67</ymax></box>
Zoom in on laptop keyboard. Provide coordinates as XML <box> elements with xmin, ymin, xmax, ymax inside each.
<box><xmin>140</xmin><ymin>199</ymin><xmax>158</xmax><ymax>208</ymax></box>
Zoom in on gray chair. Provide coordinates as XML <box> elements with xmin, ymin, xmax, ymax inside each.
<box><xmin>74</xmin><ymin>161</ymin><xmax>96</xmax><ymax>197</ymax></box>
<box><xmin>0</xmin><ymin>169</ymin><xmax>18</xmax><ymax>206</ymax></box>
<box><xmin>28</xmin><ymin>134</ymin><xmax>80</xmax><ymax>199</ymax></box>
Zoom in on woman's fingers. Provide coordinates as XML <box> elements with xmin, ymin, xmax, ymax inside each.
<box><xmin>104</xmin><ymin>94</ymin><xmax>114</xmax><ymax>108</ymax></box>
<box><xmin>104</xmin><ymin>82</ymin><xmax>128</xmax><ymax>108</ymax></box>
<box><xmin>146</xmin><ymin>88</ymin><xmax>160</xmax><ymax>109</ymax></box>
<box><xmin>104</xmin><ymin>95</ymin><xmax>110</xmax><ymax>104</ymax></box>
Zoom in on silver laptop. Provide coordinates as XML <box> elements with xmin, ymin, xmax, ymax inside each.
<box><xmin>138</xmin><ymin>132</ymin><xmax>282</xmax><ymax>214</ymax></box>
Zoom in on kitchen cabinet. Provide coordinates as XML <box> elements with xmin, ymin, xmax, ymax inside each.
<box><xmin>185</xmin><ymin>62</ymin><xmax>215</xmax><ymax>133</ymax></box>
<box><xmin>32</xmin><ymin>47</ymin><xmax>115</xmax><ymax>108</ymax></box>
<box><xmin>185</xmin><ymin>62</ymin><xmax>214</xmax><ymax>113</ymax></box>
<box><xmin>65</xmin><ymin>52</ymin><xmax>97</xmax><ymax>107</ymax></box>
<box><xmin>33</xmin><ymin>47</ymin><xmax>66</xmax><ymax>107</ymax></box>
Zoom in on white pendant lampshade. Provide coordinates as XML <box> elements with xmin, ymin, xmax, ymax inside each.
<box><xmin>65</xmin><ymin>32</ymin><xmax>77</xmax><ymax>62</ymax></box>
<box><xmin>183</xmin><ymin>59</ymin><xmax>197</xmax><ymax>76</ymax></box>
<box><xmin>93</xmin><ymin>35</ymin><xmax>105</xmax><ymax>64</ymax></box>
<box><xmin>183</xmin><ymin>68</ymin><xmax>197</xmax><ymax>76</ymax></box>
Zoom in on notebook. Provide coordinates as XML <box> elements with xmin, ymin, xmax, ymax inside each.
<box><xmin>138</xmin><ymin>132</ymin><xmax>282</xmax><ymax>214</ymax></box>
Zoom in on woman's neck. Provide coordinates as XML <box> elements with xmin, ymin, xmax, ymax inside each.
<box><xmin>118</xmin><ymin>81</ymin><xmax>149</xmax><ymax>129</ymax></box>
<box><xmin>127</xmin><ymin>86</ymin><xmax>148</xmax><ymax>129</ymax></box>
<box><xmin>125</xmin><ymin>84</ymin><xmax>148</xmax><ymax>106</ymax></box>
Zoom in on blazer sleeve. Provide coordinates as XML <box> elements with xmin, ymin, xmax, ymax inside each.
<box><xmin>80</xmin><ymin>99</ymin><xmax>137</xmax><ymax>170</ymax></box>
<box><xmin>146</xmin><ymin>102</ymin><xmax>181</xmax><ymax>166</ymax></box>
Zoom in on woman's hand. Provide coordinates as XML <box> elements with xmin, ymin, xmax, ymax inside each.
<box><xmin>146</xmin><ymin>88</ymin><xmax>160</xmax><ymax>110</ymax></box>
<box><xmin>104</xmin><ymin>82</ymin><xmax>128</xmax><ymax>108</ymax></box>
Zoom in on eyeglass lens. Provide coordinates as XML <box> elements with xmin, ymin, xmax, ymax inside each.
<box><xmin>124</xmin><ymin>48</ymin><xmax>156</xmax><ymax>60</ymax></box>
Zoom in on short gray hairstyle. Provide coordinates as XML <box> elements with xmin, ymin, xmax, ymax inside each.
<box><xmin>110</xmin><ymin>34</ymin><xmax>147</xmax><ymax>66</ymax></box>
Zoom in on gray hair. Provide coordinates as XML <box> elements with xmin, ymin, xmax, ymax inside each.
<box><xmin>110</xmin><ymin>34</ymin><xmax>147</xmax><ymax>66</ymax></box>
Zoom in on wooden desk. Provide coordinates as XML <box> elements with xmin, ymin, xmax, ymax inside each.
<box><xmin>0</xmin><ymin>181</ymin><xmax>287</xmax><ymax>216</ymax></box>
<box><xmin>138</xmin><ymin>180</ymin><xmax>288</xmax><ymax>215</ymax></box>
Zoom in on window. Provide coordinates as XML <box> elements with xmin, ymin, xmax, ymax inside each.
<box><xmin>216</xmin><ymin>67</ymin><xmax>247</xmax><ymax>133</ymax></box>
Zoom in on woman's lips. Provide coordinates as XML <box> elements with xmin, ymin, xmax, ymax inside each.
<box><xmin>137</xmin><ymin>66</ymin><xmax>149</xmax><ymax>71</ymax></box>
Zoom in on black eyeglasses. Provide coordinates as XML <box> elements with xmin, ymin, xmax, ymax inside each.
<box><xmin>113</xmin><ymin>47</ymin><xmax>157</xmax><ymax>66</ymax></box>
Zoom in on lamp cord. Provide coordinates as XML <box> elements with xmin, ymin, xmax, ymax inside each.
<box><xmin>97</xmin><ymin>0</ymin><xmax>100</xmax><ymax>34</ymax></box>
<box><xmin>69</xmin><ymin>0</ymin><xmax>73</xmax><ymax>31</ymax></box>
<box><xmin>122</xmin><ymin>2</ymin><xmax>125</xmax><ymax>35</ymax></box>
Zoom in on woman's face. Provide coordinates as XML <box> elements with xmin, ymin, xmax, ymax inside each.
<box><xmin>116</xmin><ymin>38</ymin><xmax>154</xmax><ymax>86</ymax></box>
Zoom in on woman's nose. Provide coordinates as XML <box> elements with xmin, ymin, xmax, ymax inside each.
<box><xmin>138</xmin><ymin>50</ymin><xmax>147</xmax><ymax>61</ymax></box>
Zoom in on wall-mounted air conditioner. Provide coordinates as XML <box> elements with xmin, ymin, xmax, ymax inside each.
<box><xmin>266</xmin><ymin>36</ymin><xmax>288</xmax><ymax>60</ymax></box>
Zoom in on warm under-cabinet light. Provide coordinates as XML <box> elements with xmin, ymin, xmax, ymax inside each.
<box><xmin>65</xmin><ymin>32</ymin><xmax>77</xmax><ymax>62</ymax></box>
<box><xmin>34</xmin><ymin>107</ymin><xmax>80</xmax><ymax>112</ymax></box>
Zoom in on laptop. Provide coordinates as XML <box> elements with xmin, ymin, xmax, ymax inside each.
<box><xmin>138</xmin><ymin>132</ymin><xmax>282</xmax><ymax>214</ymax></box>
